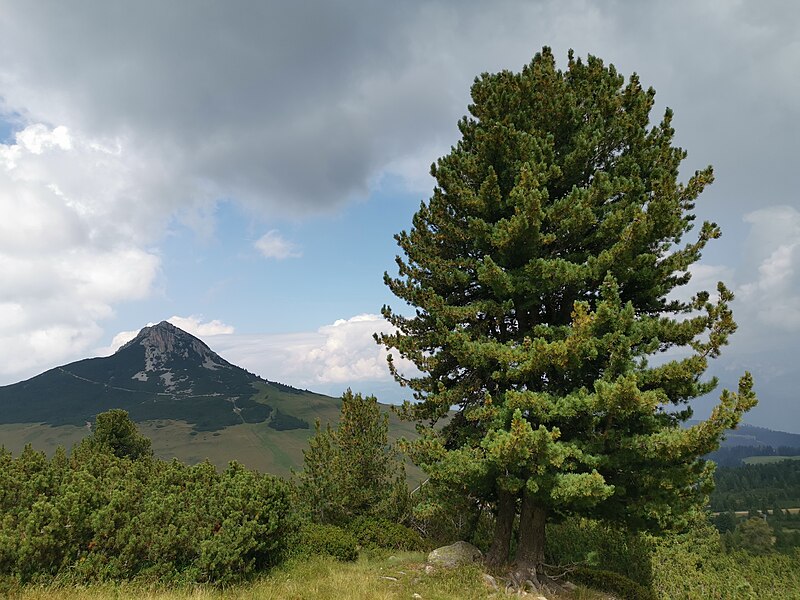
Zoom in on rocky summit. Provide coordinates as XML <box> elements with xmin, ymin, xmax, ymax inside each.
<box><xmin>117</xmin><ymin>321</ymin><xmax>238</xmax><ymax>394</ymax></box>
<box><xmin>0</xmin><ymin>321</ymin><xmax>309</xmax><ymax>432</ymax></box>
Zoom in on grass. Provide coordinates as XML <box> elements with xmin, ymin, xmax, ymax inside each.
<box><xmin>0</xmin><ymin>423</ymin><xmax>87</xmax><ymax>455</ymax></box>
<box><xmin>5</xmin><ymin>554</ymin><xmax>609</xmax><ymax>600</ymax></box>
<box><xmin>8</xmin><ymin>554</ymin><xmax>492</xmax><ymax>600</ymax></box>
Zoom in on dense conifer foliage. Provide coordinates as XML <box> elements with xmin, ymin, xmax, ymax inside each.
<box><xmin>296</xmin><ymin>389</ymin><xmax>409</xmax><ymax>526</ymax></box>
<box><xmin>89</xmin><ymin>408</ymin><xmax>154</xmax><ymax>459</ymax></box>
<box><xmin>378</xmin><ymin>47</ymin><xmax>757</xmax><ymax>579</ymax></box>
<box><xmin>0</xmin><ymin>411</ymin><xmax>297</xmax><ymax>586</ymax></box>
<box><xmin>712</xmin><ymin>459</ymin><xmax>800</xmax><ymax>511</ymax></box>
<box><xmin>546</xmin><ymin>516</ymin><xmax>800</xmax><ymax>597</ymax></box>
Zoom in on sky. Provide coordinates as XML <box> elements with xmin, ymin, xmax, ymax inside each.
<box><xmin>0</xmin><ymin>1</ymin><xmax>798</xmax><ymax>432</ymax></box>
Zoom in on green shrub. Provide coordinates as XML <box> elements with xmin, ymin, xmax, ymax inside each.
<box><xmin>570</xmin><ymin>567</ymin><xmax>657</xmax><ymax>600</ymax></box>
<box><xmin>0</xmin><ymin>574</ymin><xmax>20</xmax><ymax>597</ymax></box>
<box><xmin>408</xmin><ymin>479</ymin><xmax>492</xmax><ymax>550</ymax></box>
<box><xmin>551</xmin><ymin>517</ymin><xmax>800</xmax><ymax>599</ymax></box>
<box><xmin>648</xmin><ymin>525</ymin><xmax>800</xmax><ymax>599</ymax></box>
<box><xmin>541</xmin><ymin>514</ymin><xmax>800</xmax><ymax>599</ymax></box>
<box><xmin>726</xmin><ymin>517</ymin><xmax>774</xmax><ymax>554</ymax></box>
<box><xmin>298</xmin><ymin>524</ymin><xmax>358</xmax><ymax>562</ymax></box>
<box><xmin>0</xmin><ymin>412</ymin><xmax>299</xmax><ymax>585</ymax></box>
<box><xmin>347</xmin><ymin>516</ymin><xmax>423</xmax><ymax>551</ymax></box>
<box><xmin>545</xmin><ymin>518</ymin><xmax>654</xmax><ymax>587</ymax></box>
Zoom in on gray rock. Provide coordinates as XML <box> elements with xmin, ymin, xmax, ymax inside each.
<box><xmin>482</xmin><ymin>573</ymin><xmax>499</xmax><ymax>590</ymax></box>
<box><xmin>562</xmin><ymin>581</ymin><xmax>577</xmax><ymax>591</ymax></box>
<box><xmin>426</xmin><ymin>541</ymin><xmax>483</xmax><ymax>569</ymax></box>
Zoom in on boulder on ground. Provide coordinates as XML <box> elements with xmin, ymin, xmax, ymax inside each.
<box><xmin>426</xmin><ymin>541</ymin><xmax>482</xmax><ymax>569</ymax></box>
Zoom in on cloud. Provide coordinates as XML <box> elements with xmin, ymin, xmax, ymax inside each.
<box><xmin>0</xmin><ymin>125</ymin><xmax>161</xmax><ymax>381</ymax></box>
<box><xmin>0</xmin><ymin>3</ymin><xmax>796</xmax><ymax>222</ymax></box>
<box><xmin>12</xmin><ymin>123</ymin><xmax>71</xmax><ymax>155</ymax></box>
<box><xmin>0</xmin><ymin>2</ymin><xmax>456</xmax><ymax>215</ymax></box>
<box><xmin>736</xmin><ymin>206</ymin><xmax>800</xmax><ymax>331</ymax></box>
<box><xmin>304</xmin><ymin>314</ymin><xmax>404</xmax><ymax>383</ymax></box>
<box><xmin>0</xmin><ymin>1</ymin><xmax>798</xmax><ymax>426</ymax></box>
<box><xmin>206</xmin><ymin>314</ymin><xmax>417</xmax><ymax>398</ymax></box>
<box><xmin>96</xmin><ymin>329</ymin><xmax>143</xmax><ymax>357</ymax></box>
<box><xmin>685</xmin><ymin>206</ymin><xmax>800</xmax><ymax>432</ymax></box>
<box><xmin>11</xmin><ymin>1</ymin><xmax>790</xmax><ymax>217</ymax></box>
<box><xmin>254</xmin><ymin>230</ymin><xmax>301</xmax><ymax>260</ymax></box>
<box><xmin>666</xmin><ymin>263</ymin><xmax>736</xmax><ymax>307</ymax></box>
<box><xmin>0</xmin><ymin>5</ymin><xmax>795</xmax><ymax>243</ymax></box>
<box><xmin>167</xmin><ymin>315</ymin><xmax>235</xmax><ymax>337</ymax></box>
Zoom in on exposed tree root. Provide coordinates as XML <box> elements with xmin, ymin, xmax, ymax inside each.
<box><xmin>501</xmin><ymin>563</ymin><xmax>577</xmax><ymax>596</ymax></box>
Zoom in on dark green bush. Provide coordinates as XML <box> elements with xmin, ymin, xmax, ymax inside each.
<box><xmin>268</xmin><ymin>409</ymin><xmax>309</xmax><ymax>431</ymax></box>
<box><xmin>0</xmin><ymin>412</ymin><xmax>299</xmax><ymax>585</ymax></box>
<box><xmin>408</xmin><ymin>479</ymin><xmax>493</xmax><ymax>550</ymax></box>
<box><xmin>545</xmin><ymin>518</ymin><xmax>654</xmax><ymax>587</ymax></box>
<box><xmin>570</xmin><ymin>567</ymin><xmax>657</xmax><ymax>600</ymax></box>
<box><xmin>346</xmin><ymin>516</ymin><xmax>423</xmax><ymax>551</ymax></box>
<box><xmin>298</xmin><ymin>523</ymin><xmax>358</xmax><ymax>562</ymax></box>
<box><xmin>546</xmin><ymin>517</ymin><xmax>800</xmax><ymax>598</ymax></box>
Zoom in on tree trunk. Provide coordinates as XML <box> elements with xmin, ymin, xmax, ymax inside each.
<box><xmin>484</xmin><ymin>489</ymin><xmax>515</xmax><ymax>567</ymax></box>
<box><xmin>514</xmin><ymin>486</ymin><xmax>546</xmax><ymax>582</ymax></box>
<box><xmin>464</xmin><ymin>498</ymin><xmax>482</xmax><ymax>543</ymax></box>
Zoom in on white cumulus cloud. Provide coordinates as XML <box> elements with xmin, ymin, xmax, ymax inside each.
<box><xmin>303</xmin><ymin>314</ymin><xmax>402</xmax><ymax>384</ymax></box>
<box><xmin>0</xmin><ymin>125</ymin><xmax>162</xmax><ymax>382</ymax></box>
<box><xmin>737</xmin><ymin>206</ymin><xmax>800</xmax><ymax>331</ymax></box>
<box><xmin>206</xmin><ymin>314</ymin><xmax>418</xmax><ymax>400</ymax></box>
<box><xmin>15</xmin><ymin>124</ymin><xmax>72</xmax><ymax>154</ymax></box>
<box><xmin>167</xmin><ymin>315</ymin><xmax>235</xmax><ymax>337</ymax></box>
<box><xmin>254</xmin><ymin>230</ymin><xmax>301</xmax><ymax>260</ymax></box>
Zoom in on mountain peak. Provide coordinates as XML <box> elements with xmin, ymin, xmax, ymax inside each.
<box><xmin>0</xmin><ymin>320</ymin><xmax>319</xmax><ymax>435</ymax></box>
<box><xmin>118</xmin><ymin>321</ymin><xmax>228</xmax><ymax>373</ymax></box>
<box><xmin>126</xmin><ymin>319</ymin><xmax>191</xmax><ymax>344</ymax></box>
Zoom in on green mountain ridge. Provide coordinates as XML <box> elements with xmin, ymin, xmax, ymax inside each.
<box><xmin>0</xmin><ymin>321</ymin><xmax>310</xmax><ymax>431</ymax></box>
<box><xmin>719</xmin><ymin>423</ymin><xmax>800</xmax><ymax>448</ymax></box>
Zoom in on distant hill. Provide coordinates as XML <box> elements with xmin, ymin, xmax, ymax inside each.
<box><xmin>0</xmin><ymin>321</ymin><xmax>419</xmax><ymax>478</ymax></box>
<box><xmin>700</xmin><ymin>422</ymin><xmax>800</xmax><ymax>467</ymax></box>
<box><xmin>717</xmin><ymin>423</ymin><xmax>800</xmax><ymax>449</ymax></box>
<box><xmin>0</xmin><ymin>320</ymin><xmax>322</xmax><ymax>431</ymax></box>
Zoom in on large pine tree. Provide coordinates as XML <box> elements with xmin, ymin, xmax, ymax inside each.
<box><xmin>378</xmin><ymin>48</ymin><xmax>756</xmax><ymax>582</ymax></box>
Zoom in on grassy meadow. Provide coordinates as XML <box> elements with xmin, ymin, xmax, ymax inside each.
<box><xmin>0</xmin><ymin>380</ymin><xmax>423</xmax><ymax>480</ymax></box>
<box><xmin>1</xmin><ymin>553</ymin><xmax>605</xmax><ymax>600</ymax></box>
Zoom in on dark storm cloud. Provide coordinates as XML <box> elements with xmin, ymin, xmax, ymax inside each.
<box><xmin>0</xmin><ymin>1</ymin><xmax>457</xmax><ymax>211</ymax></box>
<box><xmin>0</xmin><ymin>1</ymin><xmax>797</xmax><ymax>217</ymax></box>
